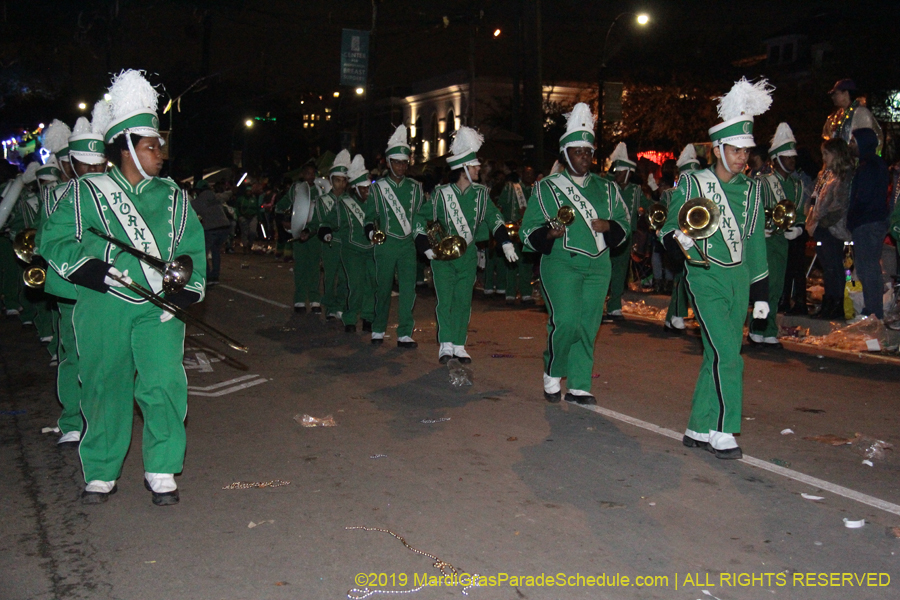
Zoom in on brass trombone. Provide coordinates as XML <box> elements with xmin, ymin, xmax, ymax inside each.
<box><xmin>426</xmin><ymin>220</ymin><xmax>467</xmax><ymax>260</ymax></box>
<box><xmin>87</xmin><ymin>228</ymin><xmax>248</xmax><ymax>352</ymax></box>
<box><xmin>676</xmin><ymin>197</ymin><xmax>721</xmax><ymax>269</ymax></box>
<box><xmin>13</xmin><ymin>228</ymin><xmax>47</xmax><ymax>289</ymax></box>
<box><xmin>765</xmin><ymin>199</ymin><xmax>797</xmax><ymax>232</ymax></box>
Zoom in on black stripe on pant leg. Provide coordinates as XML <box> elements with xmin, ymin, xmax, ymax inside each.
<box><xmin>684</xmin><ymin>270</ymin><xmax>727</xmax><ymax>431</ymax></box>
<box><xmin>539</xmin><ymin>260</ymin><xmax>557</xmax><ymax>375</ymax></box>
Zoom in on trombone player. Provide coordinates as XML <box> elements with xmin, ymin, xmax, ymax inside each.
<box><xmin>41</xmin><ymin>70</ymin><xmax>206</xmax><ymax>505</ymax></box>
<box><xmin>660</xmin><ymin>79</ymin><xmax>771</xmax><ymax>459</ymax></box>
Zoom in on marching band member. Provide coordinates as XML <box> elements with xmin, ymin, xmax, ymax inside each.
<box><xmin>41</xmin><ymin>70</ymin><xmax>206</xmax><ymax>504</ymax></box>
<box><xmin>663</xmin><ymin>144</ymin><xmax>702</xmax><ymax>332</ymax></box>
<box><xmin>414</xmin><ymin>127</ymin><xmax>517</xmax><ymax>364</ymax></box>
<box><xmin>520</xmin><ymin>103</ymin><xmax>628</xmax><ymax>404</ymax></box>
<box><xmin>0</xmin><ymin>162</ymin><xmax>40</xmax><ymax>319</ymax></box>
<box><xmin>307</xmin><ymin>151</ymin><xmax>349</xmax><ymax>320</ymax></box>
<box><xmin>291</xmin><ymin>163</ymin><xmax>324</xmax><ymax>314</ymax></box>
<box><xmin>366</xmin><ymin>126</ymin><xmax>424</xmax><ymax>348</ymax></box>
<box><xmin>493</xmin><ymin>165</ymin><xmax>537</xmax><ymax>304</ymax></box>
<box><xmin>748</xmin><ymin>123</ymin><xmax>804</xmax><ymax>348</ymax></box>
<box><xmin>604</xmin><ymin>142</ymin><xmax>645</xmax><ymax>322</ymax></box>
<box><xmin>660</xmin><ymin>78</ymin><xmax>771</xmax><ymax>459</ymax></box>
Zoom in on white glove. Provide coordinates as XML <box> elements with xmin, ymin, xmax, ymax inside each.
<box><xmin>368</xmin><ymin>230</ymin><xmax>374</xmax><ymax>240</ymax></box>
<box><xmin>160</xmin><ymin>310</ymin><xmax>175</xmax><ymax>323</ymax></box>
<box><xmin>752</xmin><ymin>301</ymin><xmax>769</xmax><ymax>319</ymax></box>
<box><xmin>323</xmin><ymin>233</ymin><xmax>332</xmax><ymax>243</ymax></box>
<box><xmin>784</xmin><ymin>226</ymin><xmax>803</xmax><ymax>240</ymax></box>
<box><xmin>424</xmin><ymin>249</ymin><xmax>436</xmax><ymax>260</ymax></box>
<box><xmin>502</xmin><ymin>242</ymin><xmax>518</xmax><ymax>262</ymax></box>
<box><xmin>764</xmin><ymin>229</ymin><xmax>772</xmax><ymax>238</ymax></box>
<box><xmin>476</xmin><ymin>249</ymin><xmax>486</xmax><ymax>269</ymax></box>
<box><xmin>674</xmin><ymin>230</ymin><xmax>694</xmax><ymax>250</ymax></box>
<box><xmin>104</xmin><ymin>267</ymin><xmax>131</xmax><ymax>288</ymax></box>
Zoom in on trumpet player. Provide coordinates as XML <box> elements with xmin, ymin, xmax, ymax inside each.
<box><xmin>520</xmin><ymin>103</ymin><xmax>628</xmax><ymax>405</ymax></box>
<box><xmin>41</xmin><ymin>70</ymin><xmax>206</xmax><ymax>505</ymax></box>
<box><xmin>308</xmin><ymin>150</ymin><xmax>351</xmax><ymax>321</ymax></box>
<box><xmin>663</xmin><ymin>146</ymin><xmax>703</xmax><ymax>332</ymax></box>
<box><xmin>414</xmin><ymin>126</ymin><xmax>516</xmax><ymax>364</ymax></box>
<box><xmin>494</xmin><ymin>164</ymin><xmax>537</xmax><ymax>304</ymax></box>
<box><xmin>660</xmin><ymin>79</ymin><xmax>771</xmax><ymax>459</ymax></box>
<box><xmin>748</xmin><ymin>123</ymin><xmax>805</xmax><ymax>347</ymax></box>
<box><xmin>365</xmin><ymin>125</ymin><xmax>424</xmax><ymax>348</ymax></box>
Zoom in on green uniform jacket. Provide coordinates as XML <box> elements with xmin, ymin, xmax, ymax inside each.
<box><xmin>414</xmin><ymin>182</ymin><xmax>505</xmax><ymax>245</ymax></box>
<box><xmin>307</xmin><ymin>191</ymin><xmax>343</xmax><ymax>242</ymax></box>
<box><xmin>326</xmin><ymin>194</ymin><xmax>373</xmax><ymax>251</ymax></box>
<box><xmin>36</xmin><ymin>179</ymin><xmax>78</xmax><ymax>299</ymax></box>
<box><xmin>3</xmin><ymin>184</ymin><xmax>40</xmax><ymax>239</ymax></box>
<box><xmin>604</xmin><ymin>175</ymin><xmax>647</xmax><ymax>234</ymax></box>
<box><xmin>496</xmin><ymin>182</ymin><xmax>534</xmax><ymax>223</ymax></box>
<box><xmin>366</xmin><ymin>177</ymin><xmax>424</xmax><ymax>240</ymax></box>
<box><xmin>660</xmin><ymin>167</ymin><xmax>768</xmax><ymax>284</ymax></box>
<box><xmin>521</xmin><ymin>171</ymin><xmax>629</xmax><ymax>258</ymax></box>
<box><xmin>758</xmin><ymin>170</ymin><xmax>805</xmax><ymax>227</ymax></box>
<box><xmin>40</xmin><ymin>166</ymin><xmax>206</xmax><ymax>306</ymax></box>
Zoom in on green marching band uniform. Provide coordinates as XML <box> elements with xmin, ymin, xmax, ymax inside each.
<box><xmin>663</xmin><ymin>144</ymin><xmax>703</xmax><ymax>331</ymax></box>
<box><xmin>364</xmin><ymin>125</ymin><xmax>424</xmax><ymax>346</ymax></box>
<box><xmin>749</xmin><ymin>123</ymin><xmax>804</xmax><ymax>345</ymax></box>
<box><xmin>660</xmin><ymin>78</ymin><xmax>772</xmax><ymax>458</ymax></box>
<box><xmin>604</xmin><ymin>142</ymin><xmax>647</xmax><ymax>318</ymax></box>
<box><xmin>414</xmin><ymin>126</ymin><xmax>515</xmax><ymax>363</ymax></box>
<box><xmin>521</xmin><ymin>103</ymin><xmax>628</xmax><ymax>403</ymax></box>
<box><xmin>307</xmin><ymin>153</ymin><xmax>350</xmax><ymax>319</ymax></box>
<box><xmin>41</xmin><ymin>70</ymin><xmax>206</xmax><ymax>504</ymax></box>
<box><xmin>321</xmin><ymin>152</ymin><xmax>376</xmax><ymax>330</ymax></box>
<box><xmin>0</xmin><ymin>165</ymin><xmax>40</xmax><ymax>319</ymax></box>
<box><xmin>291</xmin><ymin>177</ymin><xmax>324</xmax><ymax>311</ymax></box>
<box><xmin>493</xmin><ymin>179</ymin><xmax>535</xmax><ymax>301</ymax></box>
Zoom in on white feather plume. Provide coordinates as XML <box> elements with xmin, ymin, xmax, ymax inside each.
<box><xmin>449</xmin><ymin>126</ymin><xmax>484</xmax><ymax>156</ymax></box>
<box><xmin>348</xmin><ymin>154</ymin><xmax>368</xmax><ymax>180</ymax></box>
<box><xmin>91</xmin><ymin>100</ymin><xmax>112</xmax><ymax>135</ymax></box>
<box><xmin>386</xmin><ymin>124</ymin><xmax>409</xmax><ymax>149</ymax></box>
<box><xmin>22</xmin><ymin>161</ymin><xmax>40</xmax><ymax>183</ymax></box>
<box><xmin>716</xmin><ymin>77</ymin><xmax>774</xmax><ymax>122</ymax></box>
<box><xmin>770</xmin><ymin>122</ymin><xmax>795</xmax><ymax>148</ymax></box>
<box><xmin>107</xmin><ymin>69</ymin><xmax>159</xmax><ymax>120</ymax></box>
<box><xmin>71</xmin><ymin>117</ymin><xmax>92</xmax><ymax>136</ymax></box>
<box><xmin>609</xmin><ymin>142</ymin><xmax>629</xmax><ymax>163</ymax></box>
<box><xmin>43</xmin><ymin>119</ymin><xmax>71</xmax><ymax>153</ymax></box>
<box><xmin>676</xmin><ymin>144</ymin><xmax>698</xmax><ymax>167</ymax></box>
<box><xmin>332</xmin><ymin>149</ymin><xmax>352</xmax><ymax>171</ymax></box>
<box><xmin>564</xmin><ymin>102</ymin><xmax>597</xmax><ymax>133</ymax></box>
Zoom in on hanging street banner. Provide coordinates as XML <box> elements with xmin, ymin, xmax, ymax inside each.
<box><xmin>340</xmin><ymin>29</ymin><xmax>370</xmax><ymax>87</ymax></box>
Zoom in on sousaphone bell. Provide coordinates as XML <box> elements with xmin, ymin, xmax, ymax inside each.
<box><xmin>676</xmin><ymin>197</ymin><xmax>721</xmax><ymax>269</ymax></box>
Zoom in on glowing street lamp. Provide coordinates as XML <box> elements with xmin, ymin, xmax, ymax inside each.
<box><xmin>77</xmin><ymin>102</ymin><xmax>87</xmax><ymax>110</ymax></box>
<box><xmin>333</xmin><ymin>91</ymin><xmax>340</xmax><ymax>98</ymax></box>
<box><xmin>355</xmin><ymin>87</ymin><xmax>364</xmax><ymax>95</ymax></box>
<box><xmin>636</xmin><ymin>13</ymin><xmax>650</xmax><ymax>25</ymax></box>
<box><xmin>493</xmin><ymin>28</ymin><xmax>501</xmax><ymax>38</ymax></box>
<box><xmin>244</xmin><ymin>119</ymin><xmax>254</xmax><ymax>128</ymax></box>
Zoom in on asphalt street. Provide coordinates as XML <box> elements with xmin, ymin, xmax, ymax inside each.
<box><xmin>2</xmin><ymin>251</ymin><xmax>899</xmax><ymax>600</ymax></box>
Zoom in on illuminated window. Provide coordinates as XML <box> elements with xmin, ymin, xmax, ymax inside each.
<box><xmin>326</xmin><ymin>115</ymin><xmax>331</xmax><ymax>121</ymax></box>
<box><xmin>304</xmin><ymin>122</ymin><xmax>309</xmax><ymax>129</ymax></box>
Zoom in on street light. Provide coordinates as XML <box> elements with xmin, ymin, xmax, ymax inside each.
<box><xmin>597</xmin><ymin>12</ymin><xmax>650</xmax><ymax>152</ymax></box>
<box><xmin>355</xmin><ymin>87</ymin><xmax>364</xmax><ymax>95</ymax></box>
<box><xmin>77</xmin><ymin>102</ymin><xmax>87</xmax><ymax>110</ymax></box>
<box><xmin>333</xmin><ymin>91</ymin><xmax>340</xmax><ymax>98</ymax></box>
<box><xmin>245</xmin><ymin>119</ymin><xmax>254</xmax><ymax>128</ymax></box>
<box><xmin>493</xmin><ymin>28</ymin><xmax>501</xmax><ymax>37</ymax></box>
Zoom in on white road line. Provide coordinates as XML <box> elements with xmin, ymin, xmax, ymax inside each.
<box><xmin>218</xmin><ymin>284</ymin><xmax>291</xmax><ymax>309</ymax></box>
<box><xmin>189</xmin><ymin>377</ymin><xmax>268</xmax><ymax>397</ymax></box>
<box><xmin>187</xmin><ymin>374</ymin><xmax>261</xmax><ymax>392</ymax></box>
<box><xmin>577</xmin><ymin>403</ymin><xmax>900</xmax><ymax>517</ymax></box>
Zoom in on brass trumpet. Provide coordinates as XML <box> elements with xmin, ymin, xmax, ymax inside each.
<box><xmin>676</xmin><ymin>197</ymin><xmax>721</xmax><ymax>269</ymax></box>
<box><xmin>765</xmin><ymin>199</ymin><xmax>797</xmax><ymax>232</ymax></box>
<box><xmin>504</xmin><ymin>220</ymin><xmax>521</xmax><ymax>243</ymax></box>
<box><xmin>87</xmin><ymin>228</ymin><xmax>248</xmax><ymax>353</ymax></box>
<box><xmin>426</xmin><ymin>220</ymin><xmax>467</xmax><ymax>260</ymax></box>
<box><xmin>372</xmin><ymin>218</ymin><xmax>386</xmax><ymax>245</ymax></box>
<box><xmin>13</xmin><ymin>228</ymin><xmax>47</xmax><ymax>289</ymax></box>
<box><xmin>548</xmin><ymin>205</ymin><xmax>575</xmax><ymax>229</ymax></box>
<box><xmin>648</xmin><ymin>202</ymin><xmax>668</xmax><ymax>230</ymax></box>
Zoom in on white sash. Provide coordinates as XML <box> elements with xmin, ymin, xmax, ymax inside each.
<box><xmin>442</xmin><ymin>187</ymin><xmax>473</xmax><ymax>245</ymax></box>
<box><xmin>762</xmin><ymin>174</ymin><xmax>787</xmax><ymax>203</ymax></box>
<box><xmin>319</xmin><ymin>194</ymin><xmax>334</xmax><ymax>213</ymax></box>
<box><xmin>89</xmin><ymin>177</ymin><xmax>165</xmax><ymax>294</ymax></box>
<box><xmin>376</xmin><ymin>179</ymin><xmax>412</xmax><ymax>236</ymax></box>
<box><xmin>512</xmin><ymin>183</ymin><xmax>528</xmax><ymax>211</ymax></box>
<box><xmin>551</xmin><ymin>178</ymin><xmax>606</xmax><ymax>254</ymax></box>
<box><xmin>692</xmin><ymin>170</ymin><xmax>742</xmax><ymax>263</ymax></box>
<box><xmin>342</xmin><ymin>196</ymin><xmax>366</xmax><ymax>226</ymax></box>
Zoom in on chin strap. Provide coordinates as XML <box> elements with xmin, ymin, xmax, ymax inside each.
<box><xmin>776</xmin><ymin>155</ymin><xmax>792</xmax><ymax>174</ymax></box>
<box><xmin>125</xmin><ymin>133</ymin><xmax>151</xmax><ymax>180</ymax></box>
<box><xmin>463</xmin><ymin>165</ymin><xmax>473</xmax><ymax>185</ymax></box>
<box><xmin>621</xmin><ymin>169</ymin><xmax>631</xmax><ymax>185</ymax></box>
<box><xmin>716</xmin><ymin>142</ymin><xmax>734</xmax><ymax>175</ymax></box>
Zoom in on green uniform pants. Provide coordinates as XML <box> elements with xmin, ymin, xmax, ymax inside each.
<box><xmin>749</xmin><ymin>235</ymin><xmax>787</xmax><ymax>338</ymax></box>
<box><xmin>321</xmin><ymin>241</ymin><xmax>347</xmax><ymax>315</ymax></box>
<box><xmin>0</xmin><ymin>237</ymin><xmax>22</xmax><ymax>312</ymax></box>
<box><xmin>20</xmin><ymin>286</ymin><xmax>55</xmax><ymax>348</ymax></box>
<box><xmin>667</xmin><ymin>267</ymin><xmax>689</xmax><ymax>319</ymax></box>
<box><xmin>74</xmin><ymin>292</ymin><xmax>188</xmax><ymax>482</ymax></box>
<box><xmin>56</xmin><ymin>300</ymin><xmax>82</xmax><ymax>435</ymax></box>
<box><xmin>484</xmin><ymin>245</ymin><xmax>506</xmax><ymax>293</ymax></box>
<box><xmin>684</xmin><ymin>264</ymin><xmax>749</xmax><ymax>435</ymax></box>
<box><xmin>293</xmin><ymin>238</ymin><xmax>322</xmax><ymax>305</ymax></box>
<box><xmin>341</xmin><ymin>247</ymin><xmax>376</xmax><ymax>326</ymax></box>
<box><xmin>540</xmin><ymin>250</ymin><xmax>611</xmax><ymax>392</ymax></box>
<box><xmin>505</xmin><ymin>242</ymin><xmax>533</xmax><ymax>298</ymax></box>
<box><xmin>372</xmin><ymin>237</ymin><xmax>417</xmax><ymax>337</ymax></box>
<box><xmin>606</xmin><ymin>234</ymin><xmax>631</xmax><ymax>312</ymax></box>
<box><xmin>432</xmin><ymin>249</ymin><xmax>478</xmax><ymax>345</ymax></box>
